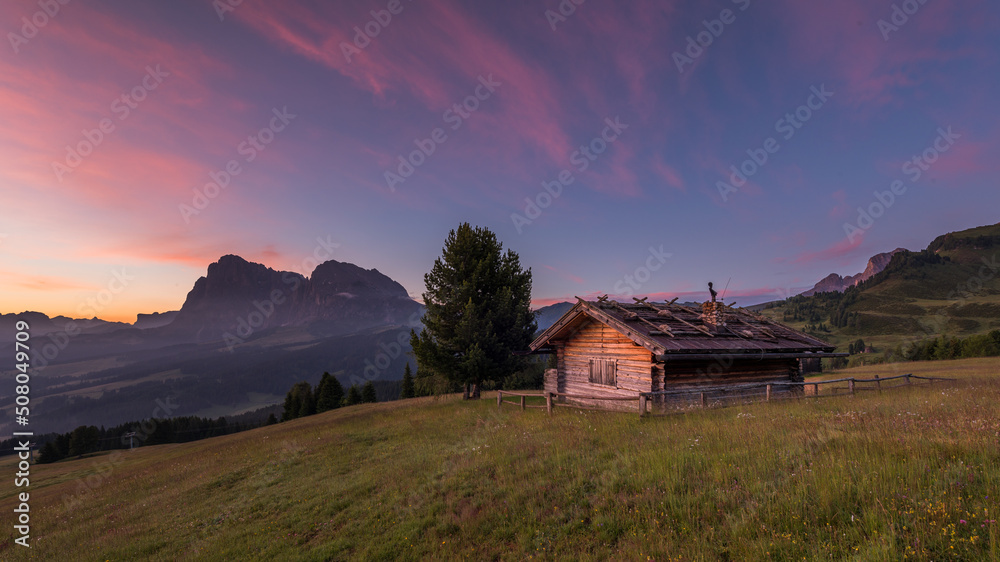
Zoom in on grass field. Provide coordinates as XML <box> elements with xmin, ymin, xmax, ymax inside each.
<box><xmin>2</xmin><ymin>358</ymin><xmax>999</xmax><ymax>560</ymax></box>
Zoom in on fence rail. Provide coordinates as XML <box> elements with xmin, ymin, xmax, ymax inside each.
<box><xmin>496</xmin><ymin>374</ymin><xmax>955</xmax><ymax>417</ymax></box>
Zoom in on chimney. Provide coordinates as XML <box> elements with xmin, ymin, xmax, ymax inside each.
<box><xmin>700</xmin><ymin>300</ymin><xmax>725</xmax><ymax>328</ymax></box>
<box><xmin>701</xmin><ymin>282</ymin><xmax>724</xmax><ymax>328</ymax></box>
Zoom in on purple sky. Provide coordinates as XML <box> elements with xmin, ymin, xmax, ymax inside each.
<box><xmin>2</xmin><ymin>0</ymin><xmax>998</xmax><ymax>321</ymax></box>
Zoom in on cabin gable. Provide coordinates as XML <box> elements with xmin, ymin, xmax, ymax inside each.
<box><xmin>554</xmin><ymin>318</ymin><xmax>655</xmax><ymax>399</ymax></box>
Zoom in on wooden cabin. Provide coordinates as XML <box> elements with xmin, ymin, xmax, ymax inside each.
<box><xmin>530</xmin><ymin>297</ymin><xmax>843</xmax><ymax>410</ymax></box>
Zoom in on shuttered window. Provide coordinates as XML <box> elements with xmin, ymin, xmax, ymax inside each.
<box><xmin>588</xmin><ymin>358</ymin><xmax>617</xmax><ymax>386</ymax></box>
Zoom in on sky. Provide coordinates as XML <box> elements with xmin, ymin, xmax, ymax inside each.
<box><xmin>2</xmin><ymin>0</ymin><xmax>998</xmax><ymax>322</ymax></box>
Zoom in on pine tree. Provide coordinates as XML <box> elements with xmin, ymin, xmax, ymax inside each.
<box><xmin>281</xmin><ymin>387</ymin><xmax>297</xmax><ymax>421</ymax></box>
<box><xmin>67</xmin><ymin>425</ymin><xmax>99</xmax><ymax>458</ymax></box>
<box><xmin>265</xmin><ymin>413</ymin><xmax>278</xmax><ymax>425</ymax></box>
<box><xmin>345</xmin><ymin>385</ymin><xmax>362</xmax><ymax>406</ymax></box>
<box><xmin>316</xmin><ymin>372</ymin><xmax>345</xmax><ymax>412</ymax></box>
<box><xmin>362</xmin><ymin>381</ymin><xmax>377</xmax><ymax>403</ymax></box>
<box><xmin>400</xmin><ymin>363</ymin><xmax>415</xmax><ymax>399</ymax></box>
<box><xmin>282</xmin><ymin>381</ymin><xmax>315</xmax><ymax>421</ymax></box>
<box><xmin>38</xmin><ymin>441</ymin><xmax>61</xmax><ymax>464</ymax></box>
<box><xmin>410</xmin><ymin>223</ymin><xmax>536</xmax><ymax>399</ymax></box>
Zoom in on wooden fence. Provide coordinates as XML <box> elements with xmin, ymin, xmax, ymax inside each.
<box><xmin>496</xmin><ymin>374</ymin><xmax>954</xmax><ymax>417</ymax></box>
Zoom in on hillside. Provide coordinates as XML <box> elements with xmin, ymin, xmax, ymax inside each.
<box><xmin>800</xmin><ymin>248</ymin><xmax>904</xmax><ymax>296</ymax></box>
<box><xmin>760</xmin><ymin>222</ymin><xmax>1000</xmax><ymax>365</ymax></box>
<box><xmin>3</xmin><ymin>358</ymin><xmax>998</xmax><ymax>560</ymax></box>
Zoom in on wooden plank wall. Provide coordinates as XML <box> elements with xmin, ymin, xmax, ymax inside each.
<box><xmin>543</xmin><ymin>368</ymin><xmax>560</xmax><ymax>396</ymax></box>
<box><xmin>653</xmin><ymin>358</ymin><xmax>802</xmax><ymax>395</ymax></box>
<box><xmin>559</xmin><ymin>320</ymin><xmax>654</xmax><ymax>401</ymax></box>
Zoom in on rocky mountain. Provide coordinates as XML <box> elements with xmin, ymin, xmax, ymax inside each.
<box><xmin>133</xmin><ymin>311</ymin><xmax>179</xmax><ymax>330</ymax></box>
<box><xmin>165</xmin><ymin>255</ymin><xmax>423</xmax><ymax>342</ymax></box>
<box><xmin>800</xmin><ymin>248</ymin><xmax>905</xmax><ymax>296</ymax></box>
<box><xmin>0</xmin><ymin>254</ymin><xmax>426</xmax><ymax>435</ymax></box>
<box><xmin>0</xmin><ymin>312</ymin><xmax>129</xmax><ymax>342</ymax></box>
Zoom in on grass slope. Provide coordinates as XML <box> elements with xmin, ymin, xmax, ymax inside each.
<box><xmin>760</xmin><ymin>222</ymin><xmax>1000</xmax><ymax>362</ymax></box>
<box><xmin>3</xmin><ymin>359</ymin><xmax>1000</xmax><ymax>560</ymax></box>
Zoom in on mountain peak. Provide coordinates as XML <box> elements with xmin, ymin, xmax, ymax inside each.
<box><xmin>169</xmin><ymin>254</ymin><xmax>420</xmax><ymax>342</ymax></box>
<box><xmin>801</xmin><ymin>248</ymin><xmax>906</xmax><ymax>296</ymax></box>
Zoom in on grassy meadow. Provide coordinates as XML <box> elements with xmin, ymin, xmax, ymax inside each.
<box><xmin>2</xmin><ymin>358</ymin><xmax>999</xmax><ymax>560</ymax></box>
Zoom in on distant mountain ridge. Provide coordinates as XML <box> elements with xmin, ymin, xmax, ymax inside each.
<box><xmin>801</xmin><ymin>248</ymin><xmax>905</xmax><ymax>296</ymax></box>
<box><xmin>166</xmin><ymin>254</ymin><xmax>422</xmax><ymax>342</ymax></box>
<box><xmin>0</xmin><ymin>254</ymin><xmax>425</xmax><ymax>435</ymax></box>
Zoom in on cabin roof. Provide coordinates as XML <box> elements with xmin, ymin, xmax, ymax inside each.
<box><xmin>530</xmin><ymin>297</ymin><xmax>837</xmax><ymax>357</ymax></box>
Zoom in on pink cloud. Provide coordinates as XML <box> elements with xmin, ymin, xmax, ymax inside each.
<box><xmin>652</xmin><ymin>155</ymin><xmax>686</xmax><ymax>191</ymax></box>
<box><xmin>540</xmin><ymin>264</ymin><xmax>585</xmax><ymax>285</ymax></box>
<box><xmin>233</xmin><ymin>0</ymin><xmax>572</xmax><ymax>166</ymax></box>
<box><xmin>778</xmin><ymin>235</ymin><xmax>865</xmax><ymax>266</ymax></box>
<box><xmin>828</xmin><ymin>190</ymin><xmax>850</xmax><ymax>219</ymax></box>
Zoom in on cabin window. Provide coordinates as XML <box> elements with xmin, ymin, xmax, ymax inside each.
<box><xmin>588</xmin><ymin>358</ymin><xmax>617</xmax><ymax>386</ymax></box>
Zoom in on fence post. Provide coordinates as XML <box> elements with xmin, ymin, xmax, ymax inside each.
<box><xmin>766</xmin><ymin>384</ymin><xmax>773</xmax><ymax>401</ymax></box>
<box><xmin>700</xmin><ymin>392</ymin><xmax>707</xmax><ymax>409</ymax></box>
<box><xmin>520</xmin><ymin>395</ymin><xmax>526</xmax><ymax>410</ymax></box>
<box><xmin>813</xmin><ymin>383</ymin><xmax>819</xmax><ymax>396</ymax></box>
<box><xmin>849</xmin><ymin>378</ymin><xmax>855</xmax><ymax>394</ymax></box>
<box><xmin>639</xmin><ymin>394</ymin><xmax>647</xmax><ymax>417</ymax></box>
<box><xmin>875</xmin><ymin>375</ymin><xmax>881</xmax><ymax>392</ymax></box>
<box><xmin>905</xmin><ymin>374</ymin><xmax>912</xmax><ymax>385</ymax></box>
<box><xmin>546</xmin><ymin>392</ymin><xmax>553</xmax><ymax>415</ymax></box>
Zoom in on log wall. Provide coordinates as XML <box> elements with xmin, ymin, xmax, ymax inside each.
<box><xmin>557</xmin><ymin>320</ymin><xmax>654</xmax><ymax>403</ymax></box>
<box><xmin>653</xmin><ymin>357</ymin><xmax>803</xmax><ymax>395</ymax></box>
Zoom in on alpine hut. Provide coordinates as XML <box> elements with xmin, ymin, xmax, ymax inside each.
<box><xmin>530</xmin><ymin>293</ymin><xmax>844</xmax><ymax>410</ymax></box>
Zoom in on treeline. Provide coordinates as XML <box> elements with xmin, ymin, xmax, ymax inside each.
<box><xmin>927</xmin><ymin>233</ymin><xmax>1000</xmax><ymax>253</ymax></box>
<box><xmin>280</xmin><ymin>365</ymin><xmax>417</xmax><ymax>421</ymax></box>
<box><xmin>7</xmin><ymin>406</ymin><xmax>279</xmax><ymax>464</ymax></box>
<box><xmin>900</xmin><ymin>330</ymin><xmax>1000</xmax><ymax>362</ymax></box>
<box><xmin>281</xmin><ymin>356</ymin><xmax>551</xmax><ymax>421</ymax></box>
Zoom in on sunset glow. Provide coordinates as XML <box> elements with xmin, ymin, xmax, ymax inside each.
<box><xmin>3</xmin><ymin>0</ymin><xmax>998</xmax><ymax>321</ymax></box>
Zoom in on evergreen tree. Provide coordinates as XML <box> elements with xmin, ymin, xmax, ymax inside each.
<box><xmin>282</xmin><ymin>381</ymin><xmax>315</xmax><ymax>420</ymax></box>
<box><xmin>55</xmin><ymin>433</ymin><xmax>71</xmax><ymax>458</ymax></box>
<box><xmin>67</xmin><ymin>425</ymin><xmax>100</xmax><ymax>458</ymax></box>
<box><xmin>281</xmin><ymin>387</ymin><xmax>297</xmax><ymax>422</ymax></box>
<box><xmin>38</xmin><ymin>441</ymin><xmax>61</xmax><ymax>464</ymax></box>
<box><xmin>316</xmin><ymin>372</ymin><xmax>345</xmax><ymax>412</ymax></box>
<box><xmin>297</xmin><ymin>382</ymin><xmax>316</xmax><ymax>418</ymax></box>
<box><xmin>362</xmin><ymin>381</ymin><xmax>377</xmax><ymax>403</ymax></box>
<box><xmin>345</xmin><ymin>385</ymin><xmax>362</xmax><ymax>406</ymax></box>
<box><xmin>410</xmin><ymin>223</ymin><xmax>536</xmax><ymax>399</ymax></box>
<box><xmin>400</xmin><ymin>363</ymin><xmax>415</xmax><ymax>399</ymax></box>
<box><xmin>265</xmin><ymin>413</ymin><xmax>278</xmax><ymax>426</ymax></box>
